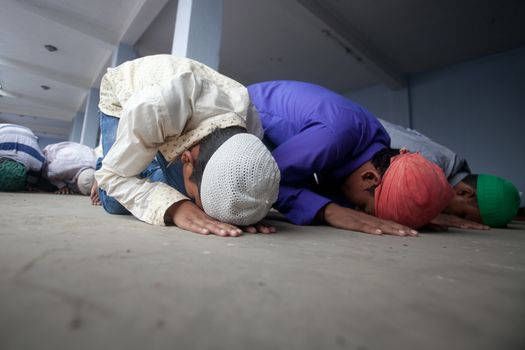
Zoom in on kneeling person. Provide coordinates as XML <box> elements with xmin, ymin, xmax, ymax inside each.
<box><xmin>248</xmin><ymin>81</ymin><xmax>453</xmax><ymax>236</ymax></box>
<box><xmin>43</xmin><ymin>141</ymin><xmax>97</xmax><ymax>195</ymax></box>
<box><xmin>96</xmin><ymin>55</ymin><xmax>280</xmax><ymax>236</ymax></box>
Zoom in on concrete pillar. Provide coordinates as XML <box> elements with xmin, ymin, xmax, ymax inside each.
<box><xmin>80</xmin><ymin>88</ymin><xmax>100</xmax><ymax>148</ymax></box>
<box><xmin>172</xmin><ymin>0</ymin><xmax>223</xmax><ymax>70</ymax></box>
<box><xmin>112</xmin><ymin>42</ymin><xmax>137</xmax><ymax>67</ymax></box>
<box><xmin>69</xmin><ymin>111</ymin><xmax>84</xmax><ymax>142</ymax></box>
<box><xmin>77</xmin><ymin>43</ymin><xmax>137</xmax><ymax>148</ymax></box>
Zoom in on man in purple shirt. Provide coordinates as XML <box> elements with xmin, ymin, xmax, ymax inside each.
<box><xmin>248</xmin><ymin>80</ymin><xmax>479</xmax><ymax>236</ymax></box>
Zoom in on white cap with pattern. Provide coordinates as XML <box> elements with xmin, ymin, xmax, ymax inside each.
<box><xmin>201</xmin><ymin>133</ymin><xmax>280</xmax><ymax>226</ymax></box>
<box><xmin>77</xmin><ymin>168</ymin><xmax>95</xmax><ymax>195</ymax></box>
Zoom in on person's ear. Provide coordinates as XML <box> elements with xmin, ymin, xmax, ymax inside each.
<box><xmin>361</xmin><ymin>169</ymin><xmax>381</xmax><ymax>187</ymax></box>
<box><xmin>180</xmin><ymin>150</ymin><xmax>194</xmax><ymax>165</ymax></box>
<box><xmin>454</xmin><ymin>181</ymin><xmax>476</xmax><ymax>199</ymax></box>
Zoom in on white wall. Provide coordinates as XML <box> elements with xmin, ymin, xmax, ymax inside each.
<box><xmin>345</xmin><ymin>84</ymin><xmax>411</xmax><ymax>127</ymax></box>
<box><xmin>345</xmin><ymin>47</ymin><xmax>525</xmax><ymax>206</ymax></box>
<box><xmin>37</xmin><ymin>136</ymin><xmax>66</xmax><ymax>149</ymax></box>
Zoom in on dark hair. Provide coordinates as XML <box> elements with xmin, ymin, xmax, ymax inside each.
<box><xmin>190</xmin><ymin>126</ymin><xmax>247</xmax><ymax>192</ymax></box>
<box><xmin>462</xmin><ymin>174</ymin><xmax>478</xmax><ymax>189</ymax></box>
<box><xmin>365</xmin><ymin>148</ymin><xmax>400</xmax><ymax>194</ymax></box>
<box><xmin>371</xmin><ymin>148</ymin><xmax>400</xmax><ymax>177</ymax></box>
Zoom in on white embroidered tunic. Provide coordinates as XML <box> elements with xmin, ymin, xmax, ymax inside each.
<box><xmin>96</xmin><ymin>55</ymin><xmax>262</xmax><ymax>225</ymax></box>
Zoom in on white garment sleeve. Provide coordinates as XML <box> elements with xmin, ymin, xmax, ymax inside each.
<box><xmin>96</xmin><ymin>71</ymin><xmax>204</xmax><ymax>225</ymax></box>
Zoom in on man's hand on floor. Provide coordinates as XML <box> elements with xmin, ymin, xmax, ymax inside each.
<box><xmin>90</xmin><ymin>182</ymin><xmax>101</xmax><ymax>205</ymax></box>
<box><xmin>168</xmin><ymin>200</ymin><xmax>243</xmax><ymax>237</ymax></box>
<box><xmin>241</xmin><ymin>221</ymin><xmax>277</xmax><ymax>234</ymax></box>
<box><xmin>430</xmin><ymin>213</ymin><xmax>489</xmax><ymax>230</ymax></box>
<box><xmin>322</xmin><ymin>203</ymin><xmax>418</xmax><ymax>237</ymax></box>
<box><xmin>55</xmin><ymin>186</ymin><xmax>71</xmax><ymax>195</ymax></box>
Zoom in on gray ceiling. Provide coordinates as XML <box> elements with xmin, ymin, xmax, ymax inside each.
<box><xmin>1</xmin><ymin>0</ymin><xmax>524</xmax><ymax>141</ymax></box>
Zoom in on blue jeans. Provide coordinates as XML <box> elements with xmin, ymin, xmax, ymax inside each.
<box><xmin>97</xmin><ymin>112</ymin><xmax>187</xmax><ymax>215</ymax></box>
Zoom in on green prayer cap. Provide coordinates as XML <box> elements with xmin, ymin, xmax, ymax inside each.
<box><xmin>0</xmin><ymin>159</ymin><xmax>27</xmax><ymax>192</ymax></box>
<box><xmin>477</xmin><ymin>174</ymin><xmax>520</xmax><ymax>227</ymax></box>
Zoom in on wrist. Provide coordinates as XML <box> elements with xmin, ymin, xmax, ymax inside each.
<box><xmin>164</xmin><ymin>200</ymin><xmax>190</xmax><ymax>224</ymax></box>
<box><xmin>315</xmin><ymin>202</ymin><xmax>333</xmax><ymax>224</ymax></box>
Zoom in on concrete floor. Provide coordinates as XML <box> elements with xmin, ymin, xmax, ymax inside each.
<box><xmin>0</xmin><ymin>193</ymin><xmax>524</xmax><ymax>350</ymax></box>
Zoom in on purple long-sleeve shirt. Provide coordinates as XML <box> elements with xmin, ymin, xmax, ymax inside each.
<box><xmin>248</xmin><ymin>81</ymin><xmax>390</xmax><ymax>225</ymax></box>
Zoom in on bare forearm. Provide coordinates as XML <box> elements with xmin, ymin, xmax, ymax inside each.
<box><xmin>322</xmin><ymin>203</ymin><xmax>418</xmax><ymax>237</ymax></box>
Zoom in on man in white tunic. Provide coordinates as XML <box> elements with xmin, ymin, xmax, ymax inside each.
<box><xmin>42</xmin><ymin>141</ymin><xmax>97</xmax><ymax>195</ymax></box>
<box><xmin>96</xmin><ymin>55</ymin><xmax>280</xmax><ymax>237</ymax></box>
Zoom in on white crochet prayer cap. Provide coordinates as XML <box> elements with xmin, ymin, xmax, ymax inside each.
<box><xmin>201</xmin><ymin>133</ymin><xmax>280</xmax><ymax>226</ymax></box>
<box><xmin>77</xmin><ymin>168</ymin><xmax>95</xmax><ymax>195</ymax></box>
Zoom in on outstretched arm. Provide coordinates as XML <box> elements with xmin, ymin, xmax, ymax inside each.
<box><xmin>321</xmin><ymin>203</ymin><xmax>418</xmax><ymax>236</ymax></box>
<box><xmin>429</xmin><ymin>213</ymin><xmax>489</xmax><ymax>230</ymax></box>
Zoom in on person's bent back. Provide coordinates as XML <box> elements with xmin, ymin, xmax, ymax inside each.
<box><xmin>95</xmin><ymin>55</ymin><xmax>280</xmax><ymax>236</ymax></box>
<box><xmin>0</xmin><ymin>123</ymin><xmax>45</xmax><ymax>191</ymax></box>
<box><xmin>248</xmin><ymin>80</ymin><xmax>451</xmax><ymax>236</ymax></box>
